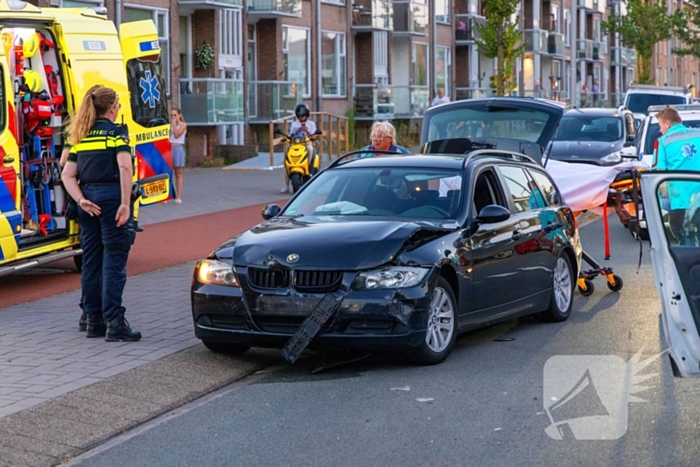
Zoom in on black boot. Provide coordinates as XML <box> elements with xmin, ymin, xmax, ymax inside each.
<box><xmin>78</xmin><ymin>312</ymin><xmax>87</xmax><ymax>332</ymax></box>
<box><xmin>86</xmin><ymin>313</ymin><xmax>107</xmax><ymax>338</ymax></box>
<box><xmin>106</xmin><ymin>315</ymin><xmax>142</xmax><ymax>342</ymax></box>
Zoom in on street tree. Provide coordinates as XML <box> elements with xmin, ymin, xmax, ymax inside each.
<box><xmin>603</xmin><ymin>0</ymin><xmax>681</xmax><ymax>85</ymax></box>
<box><xmin>671</xmin><ymin>0</ymin><xmax>700</xmax><ymax>62</ymax></box>
<box><xmin>475</xmin><ymin>0</ymin><xmax>524</xmax><ymax>96</ymax></box>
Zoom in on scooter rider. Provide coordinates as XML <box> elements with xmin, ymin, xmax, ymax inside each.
<box><xmin>281</xmin><ymin>104</ymin><xmax>317</xmax><ymax>193</ymax></box>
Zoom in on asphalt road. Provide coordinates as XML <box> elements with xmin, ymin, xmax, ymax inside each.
<box><xmin>68</xmin><ymin>217</ymin><xmax>700</xmax><ymax>467</ymax></box>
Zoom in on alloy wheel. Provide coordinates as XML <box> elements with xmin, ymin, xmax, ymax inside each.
<box><xmin>426</xmin><ymin>286</ymin><xmax>455</xmax><ymax>353</ymax></box>
<box><xmin>553</xmin><ymin>257</ymin><xmax>572</xmax><ymax>312</ymax></box>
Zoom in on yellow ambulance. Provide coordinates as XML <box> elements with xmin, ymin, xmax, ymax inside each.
<box><xmin>0</xmin><ymin>0</ymin><xmax>172</xmax><ymax>276</ymax></box>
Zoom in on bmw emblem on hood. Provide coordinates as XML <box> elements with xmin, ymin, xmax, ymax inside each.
<box><xmin>287</xmin><ymin>254</ymin><xmax>299</xmax><ymax>263</ymax></box>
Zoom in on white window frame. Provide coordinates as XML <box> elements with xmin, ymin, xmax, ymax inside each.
<box><xmin>412</xmin><ymin>41</ymin><xmax>430</xmax><ymax>88</ymax></box>
<box><xmin>282</xmin><ymin>26</ymin><xmax>311</xmax><ymax>98</ymax></box>
<box><xmin>564</xmin><ymin>10</ymin><xmax>571</xmax><ymax>46</ymax></box>
<box><xmin>57</xmin><ymin>0</ymin><xmax>103</xmax><ymax>8</ymax></box>
<box><xmin>321</xmin><ymin>31</ymin><xmax>347</xmax><ymax>98</ymax></box>
<box><xmin>436</xmin><ymin>0</ymin><xmax>451</xmax><ymax>24</ymax></box>
<box><xmin>219</xmin><ymin>9</ymin><xmax>242</xmax><ymax>59</ymax></box>
<box><xmin>552</xmin><ymin>5</ymin><xmax>560</xmax><ymax>33</ymax></box>
<box><xmin>435</xmin><ymin>45</ymin><xmax>451</xmax><ymax>95</ymax></box>
<box><xmin>124</xmin><ymin>4</ymin><xmax>170</xmax><ymax>95</ymax></box>
<box><xmin>373</xmin><ymin>31</ymin><xmax>388</xmax><ymax>79</ymax></box>
<box><xmin>321</xmin><ymin>0</ymin><xmax>345</xmax><ymax>4</ymax></box>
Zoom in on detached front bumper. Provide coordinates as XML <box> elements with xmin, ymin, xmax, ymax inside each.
<box><xmin>191</xmin><ymin>272</ymin><xmax>437</xmax><ymax>352</ymax></box>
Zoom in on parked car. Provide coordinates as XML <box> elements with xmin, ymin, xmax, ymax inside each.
<box><xmin>631</xmin><ymin>104</ymin><xmax>700</xmax><ymax>166</ymax></box>
<box><xmin>191</xmin><ymin>98</ymin><xmax>582</xmax><ymax>365</ymax></box>
<box><xmin>624</xmin><ymin>84</ymin><xmax>693</xmax><ymax>116</ymax></box>
<box><xmin>546</xmin><ymin>107</ymin><xmax>637</xmax><ymax>166</ymax></box>
<box><xmin>641</xmin><ymin>172</ymin><xmax>700</xmax><ymax>377</ymax></box>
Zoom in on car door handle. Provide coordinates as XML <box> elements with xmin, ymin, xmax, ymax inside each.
<box><xmin>512</xmin><ymin>231</ymin><xmax>522</xmax><ymax>241</ymax></box>
<box><xmin>2</xmin><ymin>157</ymin><xmax>14</xmax><ymax>164</ymax></box>
<box><xmin>672</xmin><ymin>293</ymin><xmax>681</xmax><ymax>301</ymax></box>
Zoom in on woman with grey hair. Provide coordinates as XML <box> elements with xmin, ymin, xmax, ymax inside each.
<box><xmin>358</xmin><ymin>121</ymin><xmax>410</xmax><ymax>158</ymax></box>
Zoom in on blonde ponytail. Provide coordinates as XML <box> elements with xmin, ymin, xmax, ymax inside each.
<box><xmin>67</xmin><ymin>85</ymin><xmax>118</xmax><ymax>146</ymax></box>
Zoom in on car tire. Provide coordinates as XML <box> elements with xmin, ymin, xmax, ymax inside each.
<box><xmin>538</xmin><ymin>253</ymin><xmax>574</xmax><ymax>323</ymax></box>
<box><xmin>410</xmin><ymin>277</ymin><xmax>457</xmax><ymax>365</ymax></box>
<box><xmin>202</xmin><ymin>340</ymin><xmax>250</xmax><ymax>356</ymax></box>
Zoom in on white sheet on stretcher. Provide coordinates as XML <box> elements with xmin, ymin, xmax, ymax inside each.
<box><xmin>544</xmin><ymin>159</ymin><xmax>650</xmax><ymax>213</ymax></box>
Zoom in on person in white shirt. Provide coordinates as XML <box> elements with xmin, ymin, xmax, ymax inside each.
<box><xmin>431</xmin><ymin>88</ymin><xmax>450</xmax><ymax>107</ymax></box>
<box><xmin>282</xmin><ymin>104</ymin><xmax>318</xmax><ymax>193</ymax></box>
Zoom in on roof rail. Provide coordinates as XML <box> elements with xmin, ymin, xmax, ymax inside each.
<box><xmin>462</xmin><ymin>149</ymin><xmax>537</xmax><ymax>169</ymax></box>
<box><xmin>647</xmin><ymin>104</ymin><xmax>700</xmax><ymax>113</ymax></box>
<box><xmin>327</xmin><ymin>149</ymin><xmax>410</xmax><ymax>169</ymax></box>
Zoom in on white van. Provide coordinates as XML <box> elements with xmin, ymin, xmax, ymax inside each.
<box><xmin>624</xmin><ymin>84</ymin><xmax>693</xmax><ymax>116</ymax></box>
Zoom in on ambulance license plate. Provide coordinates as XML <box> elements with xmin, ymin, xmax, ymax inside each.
<box><xmin>141</xmin><ymin>180</ymin><xmax>167</xmax><ymax>198</ymax></box>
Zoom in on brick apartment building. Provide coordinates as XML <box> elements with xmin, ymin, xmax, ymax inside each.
<box><xmin>23</xmin><ymin>0</ymin><xmax>700</xmax><ymax>165</ymax></box>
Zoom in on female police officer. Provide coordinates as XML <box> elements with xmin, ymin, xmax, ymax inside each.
<box><xmin>61</xmin><ymin>85</ymin><xmax>141</xmax><ymax>342</ymax></box>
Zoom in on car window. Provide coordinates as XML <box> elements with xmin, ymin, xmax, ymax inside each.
<box><xmin>528</xmin><ymin>169</ymin><xmax>561</xmax><ymax>206</ymax></box>
<box><xmin>626</xmin><ymin>94</ymin><xmax>686</xmax><ymax>114</ymax></box>
<box><xmin>499</xmin><ymin>165</ymin><xmax>545</xmax><ymax>212</ymax></box>
<box><xmin>643</xmin><ymin>119</ymin><xmax>700</xmax><ymax>155</ymax></box>
<box><xmin>553</xmin><ymin>115</ymin><xmax>622</xmax><ymax>142</ymax></box>
<box><xmin>656</xmin><ymin>180</ymin><xmax>700</xmax><ymax>246</ymax></box>
<box><xmin>472</xmin><ymin>169</ymin><xmax>507</xmax><ymax>215</ymax></box>
<box><xmin>283</xmin><ymin>167</ymin><xmax>464</xmax><ymax>220</ymax></box>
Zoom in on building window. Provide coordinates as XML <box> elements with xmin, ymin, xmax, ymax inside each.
<box><xmin>124</xmin><ymin>6</ymin><xmax>170</xmax><ymax>95</ymax></box>
<box><xmin>219</xmin><ymin>9</ymin><xmax>242</xmax><ymax>58</ymax></box>
<box><xmin>435</xmin><ymin>46</ymin><xmax>451</xmax><ymax>95</ymax></box>
<box><xmin>179</xmin><ymin>16</ymin><xmax>191</xmax><ymax>80</ymax></box>
<box><xmin>322</xmin><ymin>0</ymin><xmax>344</xmax><ymax>4</ymax></box>
<box><xmin>435</xmin><ymin>0</ymin><xmax>451</xmax><ymax>24</ymax></box>
<box><xmin>564</xmin><ymin>10</ymin><xmax>570</xmax><ymax>46</ymax></box>
<box><xmin>60</xmin><ymin>0</ymin><xmax>103</xmax><ymax>7</ymax></box>
<box><xmin>283</xmin><ymin>26</ymin><xmax>310</xmax><ymax>97</ymax></box>
<box><xmin>413</xmin><ymin>43</ymin><xmax>428</xmax><ymax>87</ymax></box>
<box><xmin>321</xmin><ymin>31</ymin><xmax>346</xmax><ymax>97</ymax></box>
<box><xmin>373</xmin><ymin>31</ymin><xmax>388</xmax><ymax>79</ymax></box>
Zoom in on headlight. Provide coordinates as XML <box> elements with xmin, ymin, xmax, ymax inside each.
<box><xmin>601</xmin><ymin>151</ymin><xmax>622</xmax><ymax>164</ymax></box>
<box><xmin>355</xmin><ymin>267</ymin><xmax>429</xmax><ymax>290</ymax></box>
<box><xmin>197</xmin><ymin>259</ymin><xmax>238</xmax><ymax>286</ymax></box>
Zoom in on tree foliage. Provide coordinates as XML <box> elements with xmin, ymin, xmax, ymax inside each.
<box><xmin>603</xmin><ymin>0</ymin><xmax>680</xmax><ymax>84</ymax></box>
<box><xmin>672</xmin><ymin>0</ymin><xmax>700</xmax><ymax>59</ymax></box>
<box><xmin>475</xmin><ymin>0</ymin><xmax>524</xmax><ymax>96</ymax></box>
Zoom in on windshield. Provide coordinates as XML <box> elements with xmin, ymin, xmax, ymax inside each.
<box><xmin>626</xmin><ymin>94</ymin><xmax>686</xmax><ymax>115</ymax></box>
<box><xmin>553</xmin><ymin>116</ymin><xmax>622</xmax><ymax>142</ymax></box>
<box><xmin>644</xmin><ymin>119</ymin><xmax>700</xmax><ymax>154</ymax></box>
<box><xmin>424</xmin><ymin>106</ymin><xmax>553</xmax><ymax>144</ymax></box>
<box><xmin>283</xmin><ymin>167</ymin><xmax>464</xmax><ymax>220</ymax></box>
<box><xmin>126</xmin><ymin>57</ymin><xmax>170</xmax><ymax>128</ymax></box>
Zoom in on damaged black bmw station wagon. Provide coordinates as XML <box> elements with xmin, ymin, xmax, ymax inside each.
<box><xmin>191</xmin><ymin>98</ymin><xmax>582</xmax><ymax>365</ymax></box>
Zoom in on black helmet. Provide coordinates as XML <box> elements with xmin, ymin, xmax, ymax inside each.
<box><xmin>295</xmin><ymin>103</ymin><xmax>310</xmax><ymax>119</ymax></box>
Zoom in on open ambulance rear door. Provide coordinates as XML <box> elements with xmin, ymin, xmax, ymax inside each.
<box><xmin>641</xmin><ymin>171</ymin><xmax>700</xmax><ymax>377</ymax></box>
<box><xmin>119</xmin><ymin>20</ymin><xmax>172</xmax><ymax>205</ymax></box>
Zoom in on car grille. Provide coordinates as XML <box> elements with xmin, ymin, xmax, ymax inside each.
<box><xmin>256</xmin><ymin>315</ymin><xmax>333</xmax><ymax>334</ymax></box>
<box><xmin>294</xmin><ymin>270</ymin><xmax>343</xmax><ymax>293</ymax></box>
<box><xmin>247</xmin><ymin>268</ymin><xmax>290</xmax><ymax>289</ymax></box>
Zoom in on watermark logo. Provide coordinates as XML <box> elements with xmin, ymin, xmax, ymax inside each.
<box><xmin>543</xmin><ymin>348</ymin><xmax>667</xmax><ymax>440</ymax></box>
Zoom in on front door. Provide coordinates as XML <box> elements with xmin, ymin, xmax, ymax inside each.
<box><xmin>641</xmin><ymin>172</ymin><xmax>700</xmax><ymax>377</ymax></box>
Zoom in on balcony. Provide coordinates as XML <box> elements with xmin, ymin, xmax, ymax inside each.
<box><xmin>577</xmin><ymin>38</ymin><xmax>593</xmax><ymax>60</ymax></box>
<box><xmin>247</xmin><ymin>81</ymin><xmax>305</xmax><ymax>123</ymax></box>
<box><xmin>577</xmin><ymin>0</ymin><xmax>594</xmax><ymax>10</ymax></box>
<box><xmin>352</xmin><ymin>0</ymin><xmax>393</xmax><ymax>31</ymax></box>
<box><xmin>393</xmin><ymin>1</ymin><xmax>428</xmax><ymax>36</ymax></box>
<box><xmin>353</xmin><ymin>84</ymin><xmax>429</xmax><ymax>119</ymax></box>
<box><xmin>547</xmin><ymin>32</ymin><xmax>564</xmax><ymax>56</ymax></box>
<box><xmin>523</xmin><ymin>29</ymin><xmax>548</xmax><ymax>54</ymax></box>
<box><xmin>179</xmin><ymin>79</ymin><xmax>244</xmax><ymax>126</ymax></box>
<box><xmin>610</xmin><ymin>47</ymin><xmax>622</xmax><ymax>65</ymax></box>
<box><xmin>623</xmin><ymin>47</ymin><xmax>637</xmax><ymax>67</ymax></box>
<box><xmin>455</xmin><ymin>87</ymin><xmax>494</xmax><ymax>100</ymax></box>
<box><xmin>178</xmin><ymin>0</ymin><xmax>241</xmax><ymax>9</ymax></box>
<box><xmin>592</xmin><ymin>42</ymin><xmax>603</xmax><ymax>60</ymax></box>
<box><xmin>247</xmin><ymin>0</ymin><xmax>301</xmax><ymax>18</ymax></box>
<box><xmin>455</xmin><ymin>14</ymin><xmax>485</xmax><ymax>44</ymax></box>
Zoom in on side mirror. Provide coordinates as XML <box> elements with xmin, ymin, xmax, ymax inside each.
<box><xmin>475</xmin><ymin>204</ymin><xmax>511</xmax><ymax>224</ymax></box>
<box><xmin>314</xmin><ymin>130</ymin><xmax>323</xmax><ymax>135</ymax></box>
<box><xmin>262</xmin><ymin>204</ymin><xmax>281</xmax><ymax>220</ymax></box>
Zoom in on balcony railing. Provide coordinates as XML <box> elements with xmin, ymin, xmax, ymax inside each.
<box><xmin>353</xmin><ymin>84</ymin><xmax>429</xmax><ymax>119</ymax></box>
<box><xmin>179</xmin><ymin>79</ymin><xmax>243</xmax><ymax>126</ymax></box>
<box><xmin>455</xmin><ymin>87</ymin><xmax>495</xmax><ymax>100</ymax></box>
<box><xmin>455</xmin><ymin>14</ymin><xmax>485</xmax><ymax>44</ymax></box>
<box><xmin>610</xmin><ymin>47</ymin><xmax>622</xmax><ymax>65</ymax></box>
<box><xmin>393</xmin><ymin>1</ymin><xmax>428</xmax><ymax>36</ymax></box>
<box><xmin>592</xmin><ymin>41</ymin><xmax>603</xmax><ymax>60</ymax></box>
<box><xmin>247</xmin><ymin>80</ymin><xmax>305</xmax><ymax>123</ymax></box>
<box><xmin>247</xmin><ymin>0</ymin><xmax>301</xmax><ymax>17</ymax></box>
<box><xmin>352</xmin><ymin>0</ymin><xmax>393</xmax><ymax>30</ymax></box>
<box><xmin>178</xmin><ymin>0</ymin><xmax>242</xmax><ymax>8</ymax></box>
<box><xmin>523</xmin><ymin>29</ymin><xmax>548</xmax><ymax>54</ymax></box>
<box><xmin>624</xmin><ymin>47</ymin><xmax>637</xmax><ymax>67</ymax></box>
<box><xmin>577</xmin><ymin>39</ymin><xmax>593</xmax><ymax>60</ymax></box>
<box><xmin>547</xmin><ymin>32</ymin><xmax>564</xmax><ymax>56</ymax></box>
